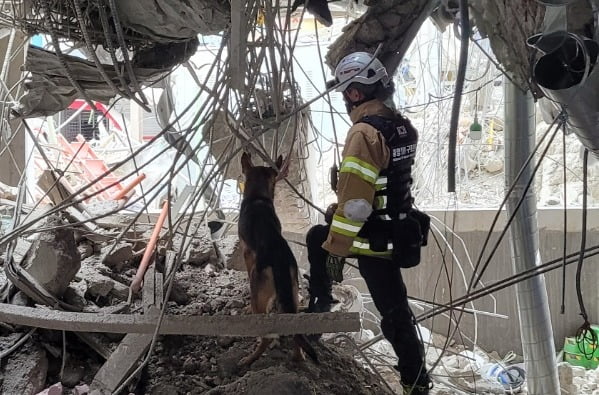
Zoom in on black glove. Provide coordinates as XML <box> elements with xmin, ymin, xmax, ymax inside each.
<box><xmin>326</xmin><ymin>254</ymin><xmax>345</xmax><ymax>283</ymax></box>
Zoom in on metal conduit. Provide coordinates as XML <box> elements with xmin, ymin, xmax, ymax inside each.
<box><xmin>504</xmin><ymin>79</ymin><xmax>560</xmax><ymax>395</ymax></box>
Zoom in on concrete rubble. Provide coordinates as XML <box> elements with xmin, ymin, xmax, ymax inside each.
<box><xmin>0</xmin><ymin>203</ymin><xmax>390</xmax><ymax>394</ymax></box>
<box><xmin>100</xmin><ymin>242</ymin><xmax>134</xmax><ymax>272</ymax></box>
<box><xmin>1</xmin><ymin>341</ymin><xmax>48</xmax><ymax>394</ymax></box>
<box><xmin>216</xmin><ymin>235</ymin><xmax>245</xmax><ymax>271</ymax></box>
<box><xmin>24</xmin><ymin>216</ymin><xmax>81</xmax><ymax>297</ymax></box>
<box><xmin>0</xmin><ymin>181</ymin><xmax>17</xmax><ymax>200</ymax></box>
<box><xmin>1</xmin><ymin>197</ymin><xmax>599</xmax><ymax>395</ymax></box>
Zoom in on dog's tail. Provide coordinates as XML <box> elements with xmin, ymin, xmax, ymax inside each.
<box><xmin>268</xmin><ymin>240</ymin><xmax>319</xmax><ymax>364</ymax></box>
<box><xmin>268</xmin><ymin>240</ymin><xmax>297</xmax><ymax>315</ymax></box>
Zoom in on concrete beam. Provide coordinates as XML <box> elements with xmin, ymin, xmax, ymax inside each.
<box><xmin>90</xmin><ymin>333</ymin><xmax>153</xmax><ymax>394</ymax></box>
<box><xmin>0</xmin><ymin>303</ymin><xmax>360</xmax><ymax>336</ymax></box>
<box><xmin>90</xmin><ymin>250</ymin><xmax>164</xmax><ymax>394</ymax></box>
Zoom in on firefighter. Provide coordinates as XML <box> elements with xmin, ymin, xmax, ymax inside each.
<box><xmin>306</xmin><ymin>51</ymin><xmax>432</xmax><ymax>394</ymax></box>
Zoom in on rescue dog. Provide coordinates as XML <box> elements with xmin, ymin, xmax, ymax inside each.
<box><xmin>238</xmin><ymin>152</ymin><xmax>318</xmax><ymax>366</ymax></box>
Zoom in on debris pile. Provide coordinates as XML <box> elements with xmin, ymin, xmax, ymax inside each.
<box><xmin>144</xmin><ymin>267</ymin><xmax>391</xmax><ymax>395</ymax></box>
<box><xmin>0</xmin><ymin>186</ymin><xmax>389</xmax><ymax>395</ymax></box>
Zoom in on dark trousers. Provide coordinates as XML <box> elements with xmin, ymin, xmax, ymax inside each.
<box><xmin>305</xmin><ymin>224</ymin><xmax>428</xmax><ymax>386</ymax></box>
<box><xmin>306</xmin><ymin>224</ymin><xmax>332</xmax><ymax>301</ymax></box>
<box><xmin>358</xmin><ymin>255</ymin><xmax>428</xmax><ymax>385</ymax></box>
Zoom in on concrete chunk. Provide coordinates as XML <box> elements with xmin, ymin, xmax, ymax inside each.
<box><xmin>217</xmin><ymin>235</ymin><xmax>244</xmax><ymax>271</ymax></box>
<box><xmin>101</xmin><ymin>242</ymin><xmax>133</xmax><ymax>272</ymax></box>
<box><xmin>2</xmin><ymin>341</ymin><xmax>48</xmax><ymax>395</ymax></box>
<box><xmin>184</xmin><ymin>237</ymin><xmax>214</xmax><ymax>266</ymax></box>
<box><xmin>24</xmin><ymin>216</ymin><xmax>81</xmax><ymax>297</ymax></box>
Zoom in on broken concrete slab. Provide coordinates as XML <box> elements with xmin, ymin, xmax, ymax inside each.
<box><xmin>36</xmin><ymin>170</ymin><xmax>72</xmax><ymax>206</ymax></box>
<box><xmin>184</xmin><ymin>237</ymin><xmax>215</xmax><ymax>266</ymax></box>
<box><xmin>90</xmin><ymin>333</ymin><xmax>153</xmax><ymax>394</ymax></box>
<box><xmin>2</xmin><ymin>341</ymin><xmax>48</xmax><ymax>395</ymax></box>
<box><xmin>24</xmin><ymin>216</ymin><xmax>81</xmax><ymax>297</ymax></box>
<box><xmin>85</xmin><ymin>200</ymin><xmax>120</xmax><ymax>218</ymax></box>
<box><xmin>78</xmin><ymin>264</ymin><xmax>129</xmax><ymax>301</ymax></box>
<box><xmin>216</xmin><ymin>235</ymin><xmax>244</xmax><ymax>271</ymax></box>
<box><xmin>0</xmin><ymin>302</ymin><xmax>361</xmax><ymax>336</ymax></box>
<box><xmin>0</xmin><ymin>181</ymin><xmax>17</xmax><ymax>200</ymax></box>
<box><xmin>9</xmin><ymin>238</ymin><xmax>33</xmax><ymax>265</ymax></box>
<box><xmin>101</xmin><ymin>242</ymin><xmax>134</xmax><ymax>272</ymax></box>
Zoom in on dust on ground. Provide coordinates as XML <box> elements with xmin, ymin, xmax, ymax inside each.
<box><xmin>141</xmin><ymin>266</ymin><xmax>393</xmax><ymax>395</ymax></box>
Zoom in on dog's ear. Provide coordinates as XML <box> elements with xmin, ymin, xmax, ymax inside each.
<box><xmin>275</xmin><ymin>155</ymin><xmax>283</xmax><ymax>169</ymax></box>
<box><xmin>241</xmin><ymin>152</ymin><xmax>253</xmax><ymax>174</ymax></box>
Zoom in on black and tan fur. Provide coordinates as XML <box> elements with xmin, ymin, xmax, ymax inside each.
<box><xmin>237</xmin><ymin>152</ymin><xmax>318</xmax><ymax>366</ymax></box>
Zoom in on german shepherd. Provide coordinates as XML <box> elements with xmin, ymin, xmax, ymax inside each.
<box><xmin>238</xmin><ymin>152</ymin><xmax>318</xmax><ymax>366</ymax></box>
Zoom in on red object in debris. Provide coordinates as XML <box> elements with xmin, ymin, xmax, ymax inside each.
<box><xmin>68</xmin><ymin>99</ymin><xmax>122</xmax><ymax>131</ymax></box>
<box><xmin>57</xmin><ymin>134</ymin><xmax>125</xmax><ymax>200</ymax></box>
<box><xmin>111</xmin><ymin>173</ymin><xmax>146</xmax><ymax>200</ymax></box>
<box><xmin>130</xmin><ymin>200</ymin><xmax>170</xmax><ymax>293</ymax></box>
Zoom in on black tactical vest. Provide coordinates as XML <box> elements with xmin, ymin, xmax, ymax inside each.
<box><xmin>359</xmin><ymin>114</ymin><xmax>418</xmax><ymax>219</ymax></box>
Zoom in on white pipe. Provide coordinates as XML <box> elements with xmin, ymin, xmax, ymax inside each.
<box><xmin>504</xmin><ymin>79</ymin><xmax>560</xmax><ymax>395</ymax></box>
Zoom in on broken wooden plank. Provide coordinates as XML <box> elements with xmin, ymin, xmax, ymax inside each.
<box><xmin>89</xmin><ymin>333</ymin><xmax>153</xmax><ymax>394</ymax></box>
<box><xmin>0</xmin><ymin>303</ymin><xmax>360</xmax><ymax>336</ymax></box>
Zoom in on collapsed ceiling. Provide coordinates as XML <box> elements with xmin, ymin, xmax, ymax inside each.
<box><xmin>10</xmin><ymin>0</ymin><xmax>229</xmax><ymax>117</ymax></box>
<box><xmin>3</xmin><ymin>0</ymin><xmax>598</xmax><ymax>117</ymax></box>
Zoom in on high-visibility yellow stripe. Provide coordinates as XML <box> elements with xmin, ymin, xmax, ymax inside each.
<box><xmin>331</xmin><ymin>214</ymin><xmax>363</xmax><ymax>237</ymax></box>
<box><xmin>340</xmin><ymin>157</ymin><xmax>378</xmax><ymax>184</ymax></box>
<box><xmin>332</xmin><ymin>214</ymin><xmax>363</xmax><ymax>228</ymax></box>
<box><xmin>331</xmin><ymin>224</ymin><xmax>358</xmax><ymax>237</ymax></box>
<box><xmin>350</xmin><ymin>238</ymin><xmax>393</xmax><ymax>256</ymax></box>
<box><xmin>346</xmin><ymin>156</ymin><xmax>378</xmax><ymax>174</ymax></box>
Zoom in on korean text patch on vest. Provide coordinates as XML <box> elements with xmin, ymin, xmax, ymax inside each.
<box><xmin>392</xmin><ymin>143</ymin><xmax>417</xmax><ymax>162</ymax></box>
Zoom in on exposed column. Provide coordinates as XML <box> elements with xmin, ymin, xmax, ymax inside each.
<box><xmin>504</xmin><ymin>78</ymin><xmax>560</xmax><ymax>395</ymax></box>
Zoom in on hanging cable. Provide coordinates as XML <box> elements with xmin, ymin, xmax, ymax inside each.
<box><xmin>447</xmin><ymin>0</ymin><xmax>470</xmax><ymax>192</ymax></box>
<box><xmin>560</xmin><ymin>121</ymin><xmax>568</xmax><ymax>314</ymax></box>
<box><xmin>575</xmin><ymin>148</ymin><xmax>597</xmax><ymax>359</ymax></box>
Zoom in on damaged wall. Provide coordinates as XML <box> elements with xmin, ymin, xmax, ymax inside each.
<box><xmin>408</xmin><ymin>208</ymin><xmax>599</xmax><ymax>356</ymax></box>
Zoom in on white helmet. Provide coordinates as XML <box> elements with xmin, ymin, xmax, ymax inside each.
<box><xmin>333</xmin><ymin>52</ymin><xmax>390</xmax><ymax>92</ymax></box>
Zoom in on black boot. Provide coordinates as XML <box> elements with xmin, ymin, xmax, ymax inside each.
<box><xmin>396</xmin><ymin>367</ymin><xmax>432</xmax><ymax>395</ymax></box>
<box><xmin>400</xmin><ymin>381</ymin><xmax>432</xmax><ymax>395</ymax></box>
